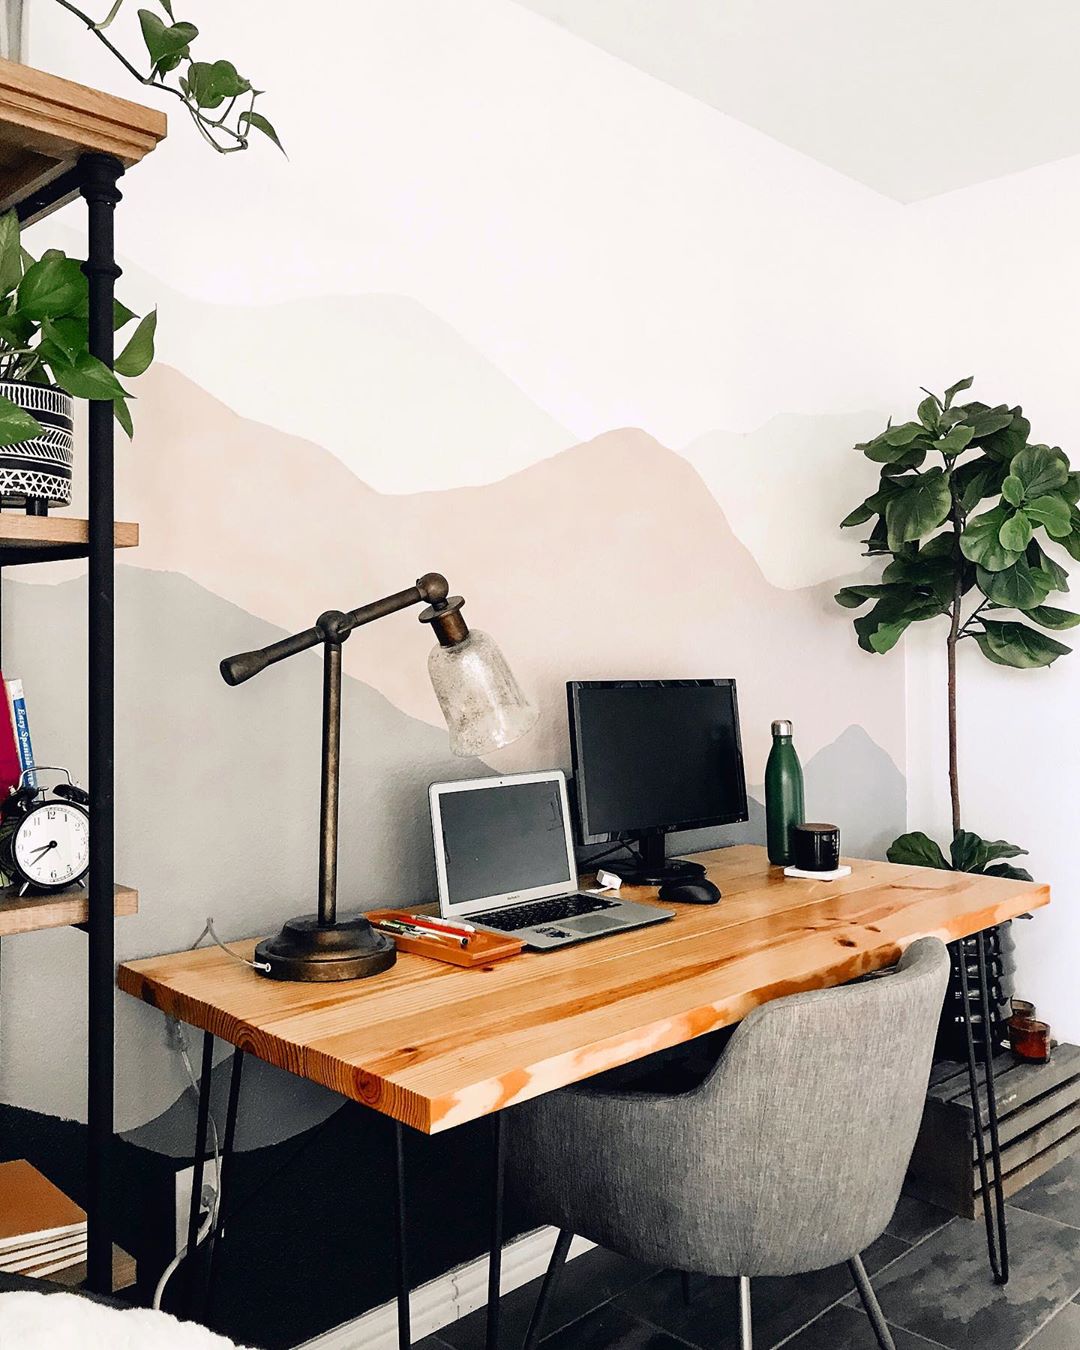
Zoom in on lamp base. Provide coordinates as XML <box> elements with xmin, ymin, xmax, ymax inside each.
<box><xmin>254</xmin><ymin>912</ymin><xmax>397</xmax><ymax>982</ymax></box>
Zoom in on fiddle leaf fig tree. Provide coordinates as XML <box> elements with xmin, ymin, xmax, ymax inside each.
<box><xmin>836</xmin><ymin>377</ymin><xmax>1078</xmax><ymax>879</ymax></box>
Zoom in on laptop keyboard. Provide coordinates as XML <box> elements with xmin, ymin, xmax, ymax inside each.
<box><xmin>477</xmin><ymin>893</ymin><xmax>620</xmax><ymax>932</ymax></box>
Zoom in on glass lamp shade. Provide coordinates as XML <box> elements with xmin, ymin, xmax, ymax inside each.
<box><xmin>428</xmin><ymin>629</ymin><xmax>538</xmax><ymax>757</ymax></box>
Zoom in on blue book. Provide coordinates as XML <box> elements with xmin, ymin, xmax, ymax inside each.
<box><xmin>6</xmin><ymin>679</ymin><xmax>35</xmax><ymax>790</ymax></box>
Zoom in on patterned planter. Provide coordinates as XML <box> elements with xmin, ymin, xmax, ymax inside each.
<box><xmin>0</xmin><ymin>383</ymin><xmax>74</xmax><ymax>510</ymax></box>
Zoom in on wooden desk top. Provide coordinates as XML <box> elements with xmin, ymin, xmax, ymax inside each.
<box><xmin>118</xmin><ymin>846</ymin><xmax>1048</xmax><ymax>1134</ymax></box>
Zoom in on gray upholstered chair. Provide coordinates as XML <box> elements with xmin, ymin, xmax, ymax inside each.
<box><xmin>508</xmin><ymin>936</ymin><xmax>950</xmax><ymax>1350</ymax></box>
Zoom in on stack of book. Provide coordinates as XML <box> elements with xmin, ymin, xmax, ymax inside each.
<box><xmin>0</xmin><ymin>673</ymin><xmax>34</xmax><ymax>800</ymax></box>
<box><xmin>0</xmin><ymin>1160</ymin><xmax>86</xmax><ymax>1280</ymax></box>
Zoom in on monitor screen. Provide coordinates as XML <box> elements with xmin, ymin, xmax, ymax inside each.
<box><xmin>568</xmin><ymin>680</ymin><xmax>748</xmax><ymax>842</ymax></box>
<box><xmin>434</xmin><ymin>775</ymin><xmax>574</xmax><ymax>906</ymax></box>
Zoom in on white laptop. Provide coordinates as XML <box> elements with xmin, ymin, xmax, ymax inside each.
<box><xmin>428</xmin><ymin>769</ymin><xmax>674</xmax><ymax>951</ymax></box>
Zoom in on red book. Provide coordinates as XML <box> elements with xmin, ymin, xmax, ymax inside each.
<box><xmin>0</xmin><ymin>670</ymin><xmax>22</xmax><ymax>801</ymax></box>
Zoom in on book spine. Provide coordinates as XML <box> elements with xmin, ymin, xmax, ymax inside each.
<box><xmin>0</xmin><ymin>671</ymin><xmax>22</xmax><ymax>801</ymax></box>
<box><xmin>5</xmin><ymin>679</ymin><xmax>34</xmax><ymax>790</ymax></box>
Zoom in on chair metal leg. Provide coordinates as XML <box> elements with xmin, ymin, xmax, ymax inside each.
<box><xmin>487</xmin><ymin>1113</ymin><xmax>506</xmax><ymax>1350</ymax></box>
<box><xmin>523</xmin><ymin>1229</ymin><xmax>573</xmax><ymax>1350</ymax></box>
<box><xmin>203</xmin><ymin>1047</ymin><xmax>245</xmax><ymax>1323</ymax></box>
<box><xmin>183</xmin><ymin>1030</ymin><xmax>215</xmax><ymax>1318</ymax></box>
<box><xmin>393</xmin><ymin>1122</ymin><xmax>412</xmax><ymax>1350</ymax></box>
<box><xmin>738</xmin><ymin>1275</ymin><xmax>752</xmax><ymax>1350</ymax></box>
<box><xmin>848</xmin><ymin>1255</ymin><xmax>895</xmax><ymax>1350</ymax></box>
<box><xmin>957</xmin><ymin>932</ymin><xmax>1010</xmax><ymax>1284</ymax></box>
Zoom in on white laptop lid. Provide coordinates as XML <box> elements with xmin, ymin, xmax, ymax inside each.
<box><xmin>429</xmin><ymin>770</ymin><xmax>578</xmax><ymax>918</ymax></box>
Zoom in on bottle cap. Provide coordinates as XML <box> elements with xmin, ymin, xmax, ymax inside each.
<box><xmin>772</xmin><ymin>719</ymin><xmax>793</xmax><ymax>736</ymax></box>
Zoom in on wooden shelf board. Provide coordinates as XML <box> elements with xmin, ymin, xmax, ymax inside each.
<box><xmin>0</xmin><ymin>882</ymin><xmax>137</xmax><ymax>937</ymax></box>
<box><xmin>0</xmin><ymin>516</ymin><xmax>138</xmax><ymax>565</ymax></box>
<box><xmin>0</xmin><ymin>59</ymin><xmax>166</xmax><ymax>221</ymax></box>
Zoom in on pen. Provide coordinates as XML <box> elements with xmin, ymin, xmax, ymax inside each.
<box><xmin>403</xmin><ymin>914</ymin><xmax>476</xmax><ymax>939</ymax></box>
<box><xmin>375</xmin><ymin>919</ymin><xmax>468</xmax><ymax>948</ymax></box>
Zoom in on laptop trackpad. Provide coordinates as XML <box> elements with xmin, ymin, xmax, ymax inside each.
<box><xmin>568</xmin><ymin>914</ymin><xmax>625</xmax><ymax>935</ymax></box>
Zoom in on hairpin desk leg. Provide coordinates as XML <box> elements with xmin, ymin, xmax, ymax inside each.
<box><xmin>393</xmin><ymin>1121</ymin><xmax>412</xmax><ymax>1350</ymax></box>
<box><xmin>487</xmin><ymin>1112</ymin><xmax>505</xmax><ymax>1350</ymax></box>
<box><xmin>957</xmin><ymin>933</ymin><xmax>1009</xmax><ymax>1284</ymax></box>
<box><xmin>203</xmin><ymin>1047</ymin><xmax>245</xmax><ymax>1323</ymax></box>
<box><xmin>184</xmin><ymin>1030</ymin><xmax>215</xmax><ymax>1317</ymax></box>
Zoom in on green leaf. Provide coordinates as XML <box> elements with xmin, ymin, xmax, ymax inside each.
<box><xmin>0</xmin><ymin>309</ymin><xmax>33</xmax><ymax>349</ymax></box>
<box><xmin>976</xmin><ymin>558</ymin><xmax>1051</xmax><ymax>611</ymax></box>
<box><xmin>18</xmin><ymin>254</ymin><xmax>86</xmax><ymax>320</ymax></box>
<box><xmin>1063</xmin><ymin>472</ymin><xmax>1080</xmax><ymax>506</ymax></box>
<box><xmin>1002</xmin><ymin>474</ymin><xmax>1025</xmax><ymax>506</ymax></box>
<box><xmin>887</xmin><ymin>831</ymin><xmax>950</xmax><ymax>870</ymax></box>
<box><xmin>882</xmin><ymin>421</ymin><xmax>925</xmax><ymax>447</ymax></box>
<box><xmin>1026</xmin><ymin>605</ymin><xmax>1080</xmax><ymax>630</ymax></box>
<box><xmin>943</xmin><ymin>376</ymin><xmax>973</xmax><ymax>408</ymax></box>
<box><xmin>40</xmin><ymin>316</ymin><xmax>84</xmax><ymax>364</ymax></box>
<box><xmin>238</xmin><ymin>109</ymin><xmax>285</xmax><ymax>154</ymax></box>
<box><xmin>49</xmin><ymin>352</ymin><xmax>128</xmax><ymax>401</ymax></box>
<box><xmin>1028</xmin><ymin>540</ymin><xmax>1070</xmax><ymax>594</ymax></box>
<box><xmin>980</xmin><ymin>410</ymin><xmax>1031</xmax><ymax>463</ymax></box>
<box><xmin>885</xmin><ymin>468</ymin><xmax>952</xmax><ymax>549</ymax></box>
<box><xmin>113</xmin><ymin>299</ymin><xmax>137</xmax><ymax>330</ymax></box>
<box><xmin>961</xmin><ymin>504</ymin><xmax>1022</xmax><ymax>572</ymax></box>
<box><xmin>999</xmin><ymin>509</ymin><xmax>1033</xmax><ymax>553</ymax></box>
<box><xmin>956</xmin><ymin>456</ymin><xmax>1006</xmax><ymax>513</ymax></box>
<box><xmin>938</xmin><ymin>423</ymin><xmax>975</xmax><ymax>455</ymax></box>
<box><xmin>917</xmin><ymin>396</ymin><xmax>939</xmax><ymax>431</ymax></box>
<box><xmin>1024</xmin><ymin>493</ymin><xmax>1072</xmax><ymax>539</ymax></box>
<box><xmin>950</xmin><ymin>830</ymin><xmax>1028</xmax><ymax>873</ymax></box>
<box><xmin>0</xmin><ymin>211</ymin><xmax>21</xmax><ymax>298</ymax></box>
<box><xmin>114</xmin><ymin>308</ymin><xmax>156</xmax><ymax>377</ymax></box>
<box><xmin>840</xmin><ymin>500</ymin><xmax>875</xmax><ymax>528</ymax></box>
<box><xmin>138</xmin><ymin>10</ymin><xmax>197</xmax><ymax>74</ymax></box>
<box><xmin>113</xmin><ymin>396</ymin><xmax>133</xmax><ymax>439</ymax></box>
<box><xmin>964</xmin><ymin>405</ymin><xmax>1015</xmax><ymax>440</ymax></box>
<box><xmin>851</xmin><ymin>589</ymin><xmax>945</xmax><ymax>653</ymax></box>
<box><xmin>861</xmin><ymin>430</ymin><xmax>930</xmax><ymax>467</ymax></box>
<box><xmin>1010</xmin><ymin>443</ymin><xmax>1069</xmax><ymax>498</ymax></box>
<box><xmin>834</xmin><ymin>584</ymin><xmax>895</xmax><ymax>609</ymax></box>
<box><xmin>975</xmin><ymin>619</ymin><xmax>1071</xmax><ymax>668</ymax></box>
<box><xmin>982</xmin><ymin>862</ymin><xmax>1035</xmax><ymax>882</ymax></box>
<box><xmin>185</xmin><ymin>59</ymin><xmax>252</xmax><ymax>110</ymax></box>
<box><xmin>0</xmin><ymin>393</ymin><xmax>44</xmax><ymax>448</ymax></box>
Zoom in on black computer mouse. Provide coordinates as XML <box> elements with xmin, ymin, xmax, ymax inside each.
<box><xmin>658</xmin><ymin>877</ymin><xmax>722</xmax><ymax>905</ymax></box>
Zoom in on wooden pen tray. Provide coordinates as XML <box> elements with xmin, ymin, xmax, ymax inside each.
<box><xmin>367</xmin><ymin>910</ymin><xmax>524</xmax><ymax>967</ymax></box>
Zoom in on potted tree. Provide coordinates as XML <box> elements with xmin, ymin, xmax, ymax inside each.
<box><xmin>835</xmin><ymin>377</ymin><xmax>1076</xmax><ymax>1044</ymax></box>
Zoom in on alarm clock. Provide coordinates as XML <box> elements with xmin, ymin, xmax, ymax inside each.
<box><xmin>0</xmin><ymin>768</ymin><xmax>90</xmax><ymax>895</ymax></box>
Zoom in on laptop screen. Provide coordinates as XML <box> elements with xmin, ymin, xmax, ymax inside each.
<box><xmin>435</xmin><ymin>775</ymin><xmax>575</xmax><ymax>909</ymax></box>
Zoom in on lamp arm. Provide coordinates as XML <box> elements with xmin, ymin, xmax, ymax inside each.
<box><xmin>219</xmin><ymin>573</ymin><xmax>453</xmax><ymax>686</ymax></box>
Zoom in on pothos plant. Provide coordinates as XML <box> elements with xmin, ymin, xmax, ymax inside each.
<box><xmin>836</xmin><ymin>376</ymin><xmax>1078</xmax><ymax>881</ymax></box>
<box><xmin>53</xmin><ymin>0</ymin><xmax>282</xmax><ymax>155</ymax></box>
<box><xmin>0</xmin><ymin>209</ymin><xmax>156</xmax><ymax>446</ymax></box>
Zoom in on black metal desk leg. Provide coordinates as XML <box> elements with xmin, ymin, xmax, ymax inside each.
<box><xmin>203</xmin><ymin>1047</ymin><xmax>245</xmax><ymax>1323</ymax></box>
<box><xmin>393</xmin><ymin>1122</ymin><xmax>412</xmax><ymax>1350</ymax></box>
<box><xmin>957</xmin><ymin>933</ymin><xmax>1009</xmax><ymax>1284</ymax></box>
<box><xmin>184</xmin><ymin>1031</ymin><xmax>215</xmax><ymax>1317</ymax></box>
<box><xmin>487</xmin><ymin>1113</ymin><xmax>505</xmax><ymax>1350</ymax></box>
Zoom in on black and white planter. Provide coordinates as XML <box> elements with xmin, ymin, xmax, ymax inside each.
<box><xmin>0</xmin><ymin>382</ymin><xmax>74</xmax><ymax>511</ymax></box>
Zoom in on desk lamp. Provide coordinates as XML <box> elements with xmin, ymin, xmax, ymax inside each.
<box><xmin>220</xmin><ymin>573</ymin><xmax>538</xmax><ymax>981</ymax></box>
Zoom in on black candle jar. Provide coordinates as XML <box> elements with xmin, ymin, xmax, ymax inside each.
<box><xmin>792</xmin><ymin>822</ymin><xmax>841</xmax><ymax>873</ymax></box>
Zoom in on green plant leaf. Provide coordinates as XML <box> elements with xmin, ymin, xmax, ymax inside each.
<box><xmin>950</xmin><ymin>830</ymin><xmax>1028</xmax><ymax>873</ymax></box>
<box><xmin>1024</xmin><ymin>493</ymin><xmax>1072</xmax><ymax>538</ymax></box>
<box><xmin>113</xmin><ymin>300</ymin><xmax>137</xmax><ymax>330</ymax></box>
<box><xmin>938</xmin><ymin>424</ymin><xmax>975</xmax><ymax>456</ymax></box>
<box><xmin>238</xmin><ymin>109</ymin><xmax>285</xmax><ymax>154</ymax></box>
<box><xmin>1026</xmin><ymin>605</ymin><xmax>1080</xmax><ymax>630</ymax></box>
<box><xmin>943</xmin><ymin>376</ymin><xmax>973</xmax><ymax>408</ymax></box>
<box><xmin>885</xmin><ymin>469</ymin><xmax>952</xmax><ymax>549</ymax></box>
<box><xmin>980</xmin><ymin>410</ymin><xmax>1031</xmax><ymax>463</ymax></box>
<box><xmin>961</xmin><ymin>504</ymin><xmax>1022</xmax><ymax>572</ymax></box>
<box><xmin>999</xmin><ymin>509</ymin><xmax>1033</xmax><ymax>553</ymax></box>
<box><xmin>114</xmin><ymin>308</ymin><xmax>156</xmax><ymax>377</ymax></box>
<box><xmin>185</xmin><ymin>59</ymin><xmax>251</xmax><ymax>110</ymax></box>
<box><xmin>113</xmin><ymin>396</ymin><xmax>133</xmax><ymax>438</ymax></box>
<box><xmin>1063</xmin><ymin>472</ymin><xmax>1080</xmax><ymax>506</ymax></box>
<box><xmin>917</xmin><ymin>395</ymin><xmax>940</xmax><ymax>431</ymax></box>
<box><xmin>49</xmin><ymin>352</ymin><xmax>128</xmax><ymax>401</ymax></box>
<box><xmin>138</xmin><ymin>10</ymin><xmax>197</xmax><ymax>74</ymax></box>
<box><xmin>975</xmin><ymin>619</ymin><xmax>1071</xmax><ymax>668</ymax></box>
<box><xmin>1010</xmin><ymin>443</ymin><xmax>1069</xmax><ymax>499</ymax></box>
<box><xmin>982</xmin><ymin>862</ymin><xmax>1035</xmax><ymax>881</ymax></box>
<box><xmin>1002</xmin><ymin>474</ymin><xmax>1025</xmax><ymax>507</ymax></box>
<box><xmin>834</xmin><ymin>584</ymin><xmax>895</xmax><ymax>609</ymax></box>
<box><xmin>1027</xmin><ymin>541</ymin><xmax>1070</xmax><ymax>594</ymax></box>
<box><xmin>956</xmin><ymin>456</ymin><xmax>1006</xmax><ymax>513</ymax></box>
<box><xmin>887</xmin><ymin>831</ymin><xmax>950</xmax><ymax>869</ymax></box>
<box><xmin>0</xmin><ymin>211</ymin><xmax>21</xmax><ymax>298</ymax></box>
<box><xmin>963</xmin><ymin>405</ymin><xmax>1015</xmax><ymax>440</ymax></box>
<box><xmin>39</xmin><ymin>317</ymin><xmax>84</xmax><ymax>364</ymax></box>
<box><xmin>0</xmin><ymin>393</ymin><xmax>43</xmax><ymax>447</ymax></box>
<box><xmin>18</xmin><ymin>254</ymin><xmax>86</xmax><ymax>320</ymax></box>
<box><xmin>881</xmin><ymin>421</ymin><xmax>925</xmax><ymax>447</ymax></box>
<box><xmin>975</xmin><ymin>558</ymin><xmax>1051</xmax><ymax>610</ymax></box>
<box><xmin>840</xmin><ymin>500</ymin><xmax>875</xmax><ymax>528</ymax></box>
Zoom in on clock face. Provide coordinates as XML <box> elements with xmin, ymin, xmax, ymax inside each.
<box><xmin>13</xmin><ymin>802</ymin><xmax>89</xmax><ymax>890</ymax></box>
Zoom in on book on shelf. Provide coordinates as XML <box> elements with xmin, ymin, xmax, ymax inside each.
<box><xmin>0</xmin><ymin>1160</ymin><xmax>86</xmax><ymax>1258</ymax></box>
<box><xmin>5</xmin><ymin>677</ymin><xmax>35</xmax><ymax>789</ymax></box>
<box><xmin>0</xmin><ymin>670</ymin><xmax>22</xmax><ymax>800</ymax></box>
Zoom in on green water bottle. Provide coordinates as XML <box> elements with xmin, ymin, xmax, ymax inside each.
<box><xmin>765</xmin><ymin>719</ymin><xmax>804</xmax><ymax>866</ymax></box>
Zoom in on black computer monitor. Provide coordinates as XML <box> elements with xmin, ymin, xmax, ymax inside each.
<box><xmin>566</xmin><ymin>679</ymin><xmax>748</xmax><ymax>885</ymax></box>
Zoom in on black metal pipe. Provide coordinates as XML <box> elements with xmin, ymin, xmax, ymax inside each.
<box><xmin>976</xmin><ymin>931</ymin><xmax>1009</xmax><ymax>1284</ymax></box>
<box><xmin>204</xmin><ymin>1048</ymin><xmax>245</xmax><ymax>1322</ymax></box>
<box><xmin>318</xmin><ymin>641</ymin><xmax>342</xmax><ymax>928</ymax></box>
<box><xmin>184</xmin><ymin>1032</ymin><xmax>215</xmax><ymax>1317</ymax></box>
<box><xmin>523</xmin><ymin>1230</ymin><xmax>572</xmax><ymax>1350</ymax></box>
<box><xmin>80</xmin><ymin>151</ymin><xmax>124</xmax><ymax>1298</ymax></box>
<box><xmin>486</xmin><ymin>1113</ymin><xmax>505</xmax><ymax>1350</ymax></box>
<box><xmin>393</xmin><ymin>1122</ymin><xmax>411</xmax><ymax>1350</ymax></box>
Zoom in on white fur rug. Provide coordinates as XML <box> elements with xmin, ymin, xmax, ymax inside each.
<box><xmin>0</xmin><ymin>1292</ymin><xmax>255</xmax><ymax>1348</ymax></box>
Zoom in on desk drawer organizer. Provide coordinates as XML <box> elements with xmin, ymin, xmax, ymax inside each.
<box><xmin>367</xmin><ymin>909</ymin><xmax>523</xmax><ymax>967</ymax></box>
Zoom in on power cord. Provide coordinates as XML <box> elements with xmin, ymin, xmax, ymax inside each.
<box><xmin>192</xmin><ymin>917</ymin><xmax>271</xmax><ymax>973</ymax></box>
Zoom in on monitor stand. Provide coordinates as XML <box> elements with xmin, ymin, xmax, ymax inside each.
<box><xmin>602</xmin><ymin>833</ymin><xmax>707</xmax><ymax>888</ymax></box>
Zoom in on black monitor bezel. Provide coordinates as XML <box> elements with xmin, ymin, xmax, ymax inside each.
<box><xmin>566</xmin><ymin>678</ymin><xmax>750</xmax><ymax>845</ymax></box>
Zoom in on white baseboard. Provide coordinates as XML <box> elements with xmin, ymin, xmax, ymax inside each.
<box><xmin>298</xmin><ymin>1227</ymin><xmax>594</xmax><ymax>1350</ymax></box>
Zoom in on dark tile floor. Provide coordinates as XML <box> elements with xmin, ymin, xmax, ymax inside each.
<box><xmin>417</xmin><ymin>1154</ymin><xmax>1080</xmax><ymax>1349</ymax></box>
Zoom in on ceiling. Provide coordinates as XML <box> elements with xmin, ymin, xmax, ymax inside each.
<box><xmin>513</xmin><ymin>0</ymin><xmax>1080</xmax><ymax>201</ymax></box>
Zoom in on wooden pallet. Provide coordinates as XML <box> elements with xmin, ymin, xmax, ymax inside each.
<box><xmin>905</xmin><ymin>1044</ymin><xmax>1080</xmax><ymax>1218</ymax></box>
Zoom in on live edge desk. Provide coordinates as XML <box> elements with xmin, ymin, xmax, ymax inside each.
<box><xmin>118</xmin><ymin>845</ymin><xmax>1048</xmax><ymax>1346</ymax></box>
